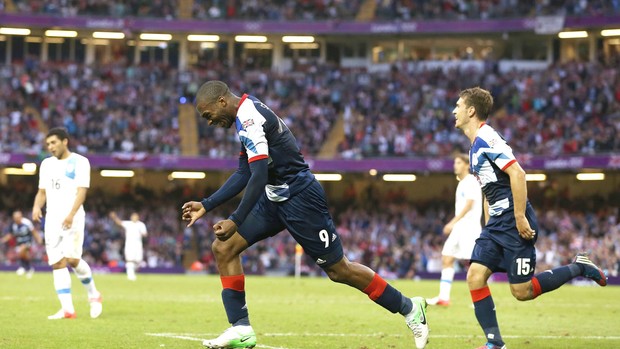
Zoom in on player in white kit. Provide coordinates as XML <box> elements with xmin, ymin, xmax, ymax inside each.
<box><xmin>32</xmin><ymin>127</ymin><xmax>103</xmax><ymax>319</ymax></box>
<box><xmin>110</xmin><ymin>212</ymin><xmax>147</xmax><ymax>281</ymax></box>
<box><xmin>428</xmin><ymin>154</ymin><xmax>482</xmax><ymax>306</ymax></box>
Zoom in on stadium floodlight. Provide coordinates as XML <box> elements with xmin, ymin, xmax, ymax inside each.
<box><xmin>289</xmin><ymin>43</ymin><xmax>320</xmax><ymax>50</ymax></box>
<box><xmin>92</xmin><ymin>31</ymin><xmax>125</xmax><ymax>39</ymax></box>
<box><xmin>0</xmin><ymin>27</ymin><xmax>31</xmax><ymax>35</ymax></box>
<box><xmin>187</xmin><ymin>34</ymin><xmax>220</xmax><ymax>42</ymax></box>
<box><xmin>369</xmin><ymin>169</ymin><xmax>378</xmax><ymax>176</ymax></box>
<box><xmin>601</xmin><ymin>29</ymin><xmax>620</xmax><ymax>37</ymax></box>
<box><xmin>4</xmin><ymin>167</ymin><xmax>36</xmax><ymax>175</ymax></box>
<box><xmin>382</xmin><ymin>174</ymin><xmax>416</xmax><ymax>182</ymax></box>
<box><xmin>576</xmin><ymin>173</ymin><xmax>605</xmax><ymax>181</ymax></box>
<box><xmin>45</xmin><ymin>30</ymin><xmax>78</xmax><ymax>38</ymax></box>
<box><xmin>525</xmin><ymin>173</ymin><xmax>546</xmax><ymax>182</ymax></box>
<box><xmin>558</xmin><ymin>31</ymin><xmax>588</xmax><ymax>39</ymax></box>
<box><xmin>22</xmin><ymin>163</ymin><xmax>37</xmax><ymax>172</ymax></box>
<box><xmin>282</xmin><ymin>35</ymin><xmax>315</xmax><ymax>43</ymax></box>
<box><xmin>140</xmin><ymin>33</ymin><xmax>172</xmax><ymax>41</ymax></box>
<box><xmin>100</xmin><ymin>170</ymin><xmax>135</xmax><ymax>178</ymax></box>
<box><xmin>314</xmin><ymin>173</ymin><xmax>342</xmax><ymax>181</ymax></box>
<box><xmin>235</xmin><ymin>35</ymin><xmax>267</xmax><ymax>43</ymax></box>
<box><xmin>169</xmin><ymin>171</ymin><xmax>206</xmax><ymax>179</ymax></box>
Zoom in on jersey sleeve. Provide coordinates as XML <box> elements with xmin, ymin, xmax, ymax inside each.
<box><xmin>236</xmin><ymin>101</ymin><xmax>269</xmax><ymax>163</ymax></box>
<box><xmin>23</xmin><ymin>218</ymin><xmax>35</xmax><ymax>231</ymax></box>
<box><xmin>75</xmin><ymin>156</ymin><xmax>91</xmax><ymax>188</ymax></box>
<box><xmin>139</xmin><ymin>222</ymin><xmax>147</xmax><ymax>235</ymax></box>
<box><xmin>475</xmin><ymin>130</ymin><xmax>517</xmax><ymax>171</ymax></box>
<box><xmin>38</xmin><ymin>160</ymin><xmax>47</xmax><ymax>189</ymax></box>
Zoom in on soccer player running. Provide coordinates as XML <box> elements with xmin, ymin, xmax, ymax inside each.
<box><xmin>2</xmin><ymin>210</ymin><xmax>43</xmax><ymax>278</ymax></box>
<box><xmin>427</xmin><ymin>154</ymin><xmax>482</xmax><ymax>306</ymax></box>
<box><xmin>109</xmin><ymin>211</ymin><xmax>148</xmax><ymax>281</ymax></box>
<box><xmin>182</xmin><ymin>81</ymin><xmax>429</xmax><ymax>349</ymax></box>
<box><xmin>453</xmin><ymin>87</ymin><xmax>607</xmax><ymax>349</ymax></box>
<box><xmin>32</xmin><ymin>127</ymin><xmax>103</xmax><ymax>320</ymax></box>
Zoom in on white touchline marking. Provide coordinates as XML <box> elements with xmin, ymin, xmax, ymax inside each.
<box><xmin>144</xmin><ymin>333</ymin><xmax>293</xmax><ymax>349</ymax></box>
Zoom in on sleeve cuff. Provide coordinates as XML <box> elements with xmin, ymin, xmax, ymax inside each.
<box><xmin>201</xmin><ymin>198</ymin><xmax>214</xmax><ymax>212</ymax></box>
<box><xmin>501</xmin><ymin>159</ymin><xmax>517</xmax><ymax>171</ymax></box>
<box><xmin>228</xmin><ymin>213</ymin><xmax>242</xmax><ymax>227</ymax></box>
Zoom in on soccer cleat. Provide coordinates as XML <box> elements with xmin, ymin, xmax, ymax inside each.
<box><xmin>426</xmin><ymin>296</ymin><xmax>450</xmax><ymax>306</ymax></box>
<box><xmin>405</xmin><ymin>297</ymin><xmax>429</xmax><ymax>349</ymax></box>
<box><xmin>26</xmin><ymin>269</ymin><xmax>35</xmax><ymax>279</ymax></box>
<box><xmin>47</xmin><ymin>309</ymin><xmax>76</xmax><ymax>320</ymax></box>
<box><xmin>573</xmin><ymin>253</ymin><xmax>607</xmax><ymax>286</ymax></box>
<box><xmin>89</xmin><ymin>293</ymin><xmax>103</xmax><ymax>318</ymax></box>
<box><xmin>476</xmin><ymin>343</ymin><xmax>506</xmax><ymax>349</ymax></box>
<box><xmin>202</xmin><ymin>326</ymin><xmax>256</xmax><ymax>349</ymax></box>
<box><xmin>16</xmin><ymin>267</ymin><xmax>25</xmax><ymax>276</ymax></box>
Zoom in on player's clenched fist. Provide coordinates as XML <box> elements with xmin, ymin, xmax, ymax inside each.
<box><xmin>213</xmin><ymin>219</ymin><xmax>237</xmax><ymax>241</ymax></box>
<box><xmin>181</xmin><ymin>201</ymin><xmax>206</xmax><ymax>227</ymax></box>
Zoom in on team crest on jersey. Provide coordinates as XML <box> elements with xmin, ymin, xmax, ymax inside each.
<box><xmin>241</xmin><ymin>118</ymin><xmax>254</xmax><ymax>129</ymax></box>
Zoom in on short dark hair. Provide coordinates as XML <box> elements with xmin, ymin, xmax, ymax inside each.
<box><xmin>455</xmin><ymin>153</ymin><xmax>469</xmax><ymax>164</ymax></box>
<box><xmin>196</xmin><ymin>80</ymin><xmax>230</xmax><ymax>106</ymax></box>
<box><xmin>459</xmin><ymin>87</ymin><xmax>493</xmax><ymax>121</ymax></box>
<box><xmin>46</xmin><ymin>127</ymin><xmax>69</xmax><ymax>141</ymax></box>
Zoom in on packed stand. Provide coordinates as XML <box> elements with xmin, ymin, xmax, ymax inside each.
<box><xmin>338</xmin><ymin>59</ymin><xmax>620</xmax><ymax>158</ymax></box>
<box><xmin>375</xmin><ymin>0</ymin><xmax>620</xmax><ymax>21</ymax></box>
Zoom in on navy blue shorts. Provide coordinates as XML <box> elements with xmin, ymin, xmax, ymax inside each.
<box><xmin>237</xmin><ymin>180</ymin><xmax>344</xmax><ymax>268</ymax></box>
<box><xmin>471</xmin><ymin>203</ymin><xmax>539</xmax><ymax>284</ymax></box>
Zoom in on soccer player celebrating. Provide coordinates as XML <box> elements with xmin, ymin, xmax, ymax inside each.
<box><xmin>427</xmin><ymin>154</ymin><xmax>482</xmax><ymax>306</ymax></box>
<box><xmin>453</xmin><ymin>87</ymin><xmax>607</xmax><ymax>349</ymax></box>
<box><xmin>32</xmin><ymin>127</ymin><xmax>103</xmax><ymax>320</ymax></box>
<box><xmin>182</xmin><ymin>81</ymin><xmax>429</xmax><ymax>349</ymax></box>
<box><xmin>2</xmin><ymin>210</ymin><xmax>43</xmax><ymax>278</ymax></box>
<box><xmin>109</xmin><ymin>211</ymin><xmax>148</xmax><ymax>281</ymax></box>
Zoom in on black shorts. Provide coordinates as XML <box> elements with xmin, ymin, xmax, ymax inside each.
<box><xmin>238</xmin><ymin>180</ymin><xmax>344</xmax><ymax>268</ymax></box>
<box><xmin>470</xmin><ymin>203</ymin><xmax>539</xmax><ymax>284</ymax></box>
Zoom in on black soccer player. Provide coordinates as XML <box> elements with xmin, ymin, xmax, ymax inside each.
<box><xmin>2</xmin><ymin>210</ymin><xmax>42</xmax><ymax>278</ymax></box>
<box><xmin>181</xmin><ymin>80</ymin><xmax>429</xmax><ymax>349</ymax></box>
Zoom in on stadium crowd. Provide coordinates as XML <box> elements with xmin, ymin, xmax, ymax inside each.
<box><xmin>2</xmin><ymin>58</ymin><xmax>619</xmax><ymax>158</ymax></box>
<box><xmin>1</xmin><ymin>180</ymin><xmax>618</xmax><ymax>280</ymax></box>
<box><xmin>7</xmin><ymin>0</ymin><xmax>620</xmax><ymax>20</ymax></box>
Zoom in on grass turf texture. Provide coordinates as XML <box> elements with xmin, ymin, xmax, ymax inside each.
<box><xmin>0</xmin><ymin>272</ymin><xmax>618</xmax><ymax>349</ymax></box>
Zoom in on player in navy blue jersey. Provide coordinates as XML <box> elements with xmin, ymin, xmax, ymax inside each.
<box><xmin>181</xmin><ymin>80</ymin><xmax>429</xmax><ymax>349</ymax></box>
<box><xmin>453</xmin><ymin>87</ymin><xmax>608</xmax><ymax>349</ymax></box>
<box><xmin>2</xmin><ymin>210</ymin><xmax>42</xmax><ymax>278</ymax></box>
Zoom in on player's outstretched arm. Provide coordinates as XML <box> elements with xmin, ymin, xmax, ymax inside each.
<box><xmin>1</xmin><ymin>233</ymin><xmax>13</xmax><ymax>244</ymax></box>
<box><xmin>32</xmin><ymin>189</ymin><xmax>46</xmax><ymax>223</ymax></box>
<box><xmin>109</xmin><ymin>212</ymin><xmax>124</xmax><ymax>227</ymax></box>
<box><xmin>504</xmin><ymin>161</ymin><xmax>535</xmax><ymax>240</ymax></box>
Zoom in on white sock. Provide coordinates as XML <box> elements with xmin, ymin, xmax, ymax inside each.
<box><xmin>438</xmin><ymin>267</ymin><xmax>455</xmax><ymax>301</ymax></box>
<box><xmin>73</xmin><ymin>259</ymin><xmax>99</xmax><ymax>298</ymax></box>
<box><xmin>53</xmin><ymin>268</ymin><xmax>75</xmax><ymax>313</ymax></box>
<box><xmin>126</xmin><ymin>262</ymin><xmax>136</xmax><ymax>279</ymax></box>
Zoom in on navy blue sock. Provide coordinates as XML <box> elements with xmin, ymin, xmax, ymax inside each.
<box><xmin>221</xmin><ymin>275</ymin><xmax>250</xmax><ymax>326</ymax></box>
<box><xmin>531</xmin><ymin>264</ymin><xmax>581</xmax><ymax>298</ymax></box>
<box><xmin>471</xmin><ymin>286</ymin><xmax>504</xmax><ymax>346</ymax></box>
<box><xmin>22</xmin><ymin>259</ymin><xmax>31</xmax><ymax>270</ymax></box>
<box><xmin>363</xmin><ymin>273</ymin><xmax>412</xmax><ymax>315</ymax></box>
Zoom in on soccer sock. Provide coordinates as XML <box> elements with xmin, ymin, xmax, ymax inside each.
<box><xmin>221</xmin><ymin>275</ymin><xmax>250</xmax><ymax>326</ymax></box>
<box><xmin>73</xmin><ymin>259</ymin><xmax>99</xmax><ymax>298</ymax></box>
<box><xmin>471</xmin><ymin>286</ymin><xmax>504</xmax><ymax>346</ymax></box>
<box><xmin>438</xmin><ymin>267</ymin><xmax>455</xmax><ymax>300</ymax></box>
<box><xmin>126</xmin><ymin>262</ymin><xmax>136</xmax><ymax>279</ymax></box>
<box><xmin>363</xmin><ymin>273</ymin><xmax>413</xmax><ymax>315</ymax></box>
<box><xmin>531</xmin><ymin>264</ymin><xmax>581</xmax><ymax>298</ymax></box>
<box><xmin>22</xmin><ymin>258</ymin><xmax>31</xmax><ymax>271</ymax></box>
<box><xmin>53</xmin><ymin>268</ymin><xmax>75</xmax><ymax>313</ymax></box>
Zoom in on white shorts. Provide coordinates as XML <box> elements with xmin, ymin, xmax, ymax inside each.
<box><xmin>125</xmin><ymin>245</ymin><xmax>144</xmax><ymax>262</ymax></box>
<box><xmin>44</xmin><ymin>215</ymin><xmax>85</xmax><ymax>265</ymax></box>
<box><xmin>442</xmin><ymin>226</ymin><xmax>481</xmax><ymax>260</ymax></box>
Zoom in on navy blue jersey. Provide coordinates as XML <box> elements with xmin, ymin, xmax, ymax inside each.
<box><xmin>7</xmin><ymin>218</ymin><xmax>35</xmax><ymax>245</ymax></box>
<box><xmin>236</xmin><ymin>94</ymin><xmax>313</xmax><ymax>201</ymax></box>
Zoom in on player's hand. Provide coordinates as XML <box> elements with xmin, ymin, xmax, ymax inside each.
<box><xmin>32</xmin><ymin>207</ymin><xmax>43</xmax><ymax>223</ymax></box>
<box><xmin>213</xmin><ymin>219</ymin><xmax>237</xmax><ymax>241</ymax></box>
<box><xmin>443</xmin><ymin>222</ymin><xmax>454</xmax><ymax>235</ymax></box>
<box><xmin>62</xmin><ymin>214</ymin><xmax>74</xmax><ymax>230</ymax></box>
<box><xmin>516</xmin><ymin>215</ymin><xmax>535</xmax><ymax>240</ymax></box>
<box><xmin>182</xmin><ymin>201</ymin><xmax>206</xmax><ymax>227</ymax></box>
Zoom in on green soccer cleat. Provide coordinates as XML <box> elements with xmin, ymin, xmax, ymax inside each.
<box><xmin>202</xmin><ymin>326</ymin><xmax>256</xmax><ymax>349</ymax></box>
<box><xmin>405</xmin><ymin>297</ymin><xmax>429</xmax><ymax>349</ymax></box>
<box><xmin>573</xmin><ymin>253</ymin><xmax>608</xmax><ymax>286</ymax></box>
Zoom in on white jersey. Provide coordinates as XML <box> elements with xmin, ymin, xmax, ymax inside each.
<box><xmin>122</xmin><ymin>221</ymin><xmax>147</xmax><ymax>248</ymax></box>
<box><xmin>452</xmin><ymin>174</ymin><xmax>482</xmax><ymax>232</ymax></box>
<box><xmin>38</xmin><ymin>152</ymin><xmax>90</xmax><ymax>219</ymax></box>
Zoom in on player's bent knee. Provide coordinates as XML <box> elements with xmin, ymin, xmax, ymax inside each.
<box><xmin>323</xmin><ymin>259</ymin><xmax>349</xmax><ymax>284</ymax></box>
<box><xmin>211</xmin><ymin>239</ymin><xmax>240</xmax><ymax>261</ymax></box>
<box><xmin>510</xmin><ymin>286</ymin><xmax>532</xmax><ymax>301</ymax></box>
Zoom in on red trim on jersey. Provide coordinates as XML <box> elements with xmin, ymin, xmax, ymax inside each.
<box><xmin>220</xmin><ymin>274</ymin><xmax>245</xmax><ymax>292</ymax></box>
<box><xmin>479</xmin><ymin>122</ymin><xmax>486</xmax><ymax>128</ymax></box>
<box><xmin>248</xmin><ymin>154</ymin><xmax>268</xmax><ymax>163</ymax></box>
<box><xmin>470</xmin><ymin>286</ymin><xmax>491</xmax><ymax>302</ymax></box>
<box><xmin>501</xmin><ymin>159</ymin><xmax>517</xmax><ymax>171</ymax></box>
<box><xmin>239</xmin><ymin>151</ymin><xmax>246</xmax><ymax>157</ymax></box>
<box><xmin>237</xmin><ymin>93</ymin><xmax>248</xmax><ymax>111</ymax></box>
<box><xmin>531</xmin><ymin>276</ymin><xmax>542</xmax><ymax>298</ymax></box>
<box><xmin>363</xmin><ymin>273</ymin><xmax>388</xmax><ymax>301</ymax></box>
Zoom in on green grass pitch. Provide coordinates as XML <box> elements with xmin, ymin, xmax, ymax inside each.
<box><xmin>0</xmin><ymin>272</ymin><xmax>618</xmax><ymax>349</ymax></box>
